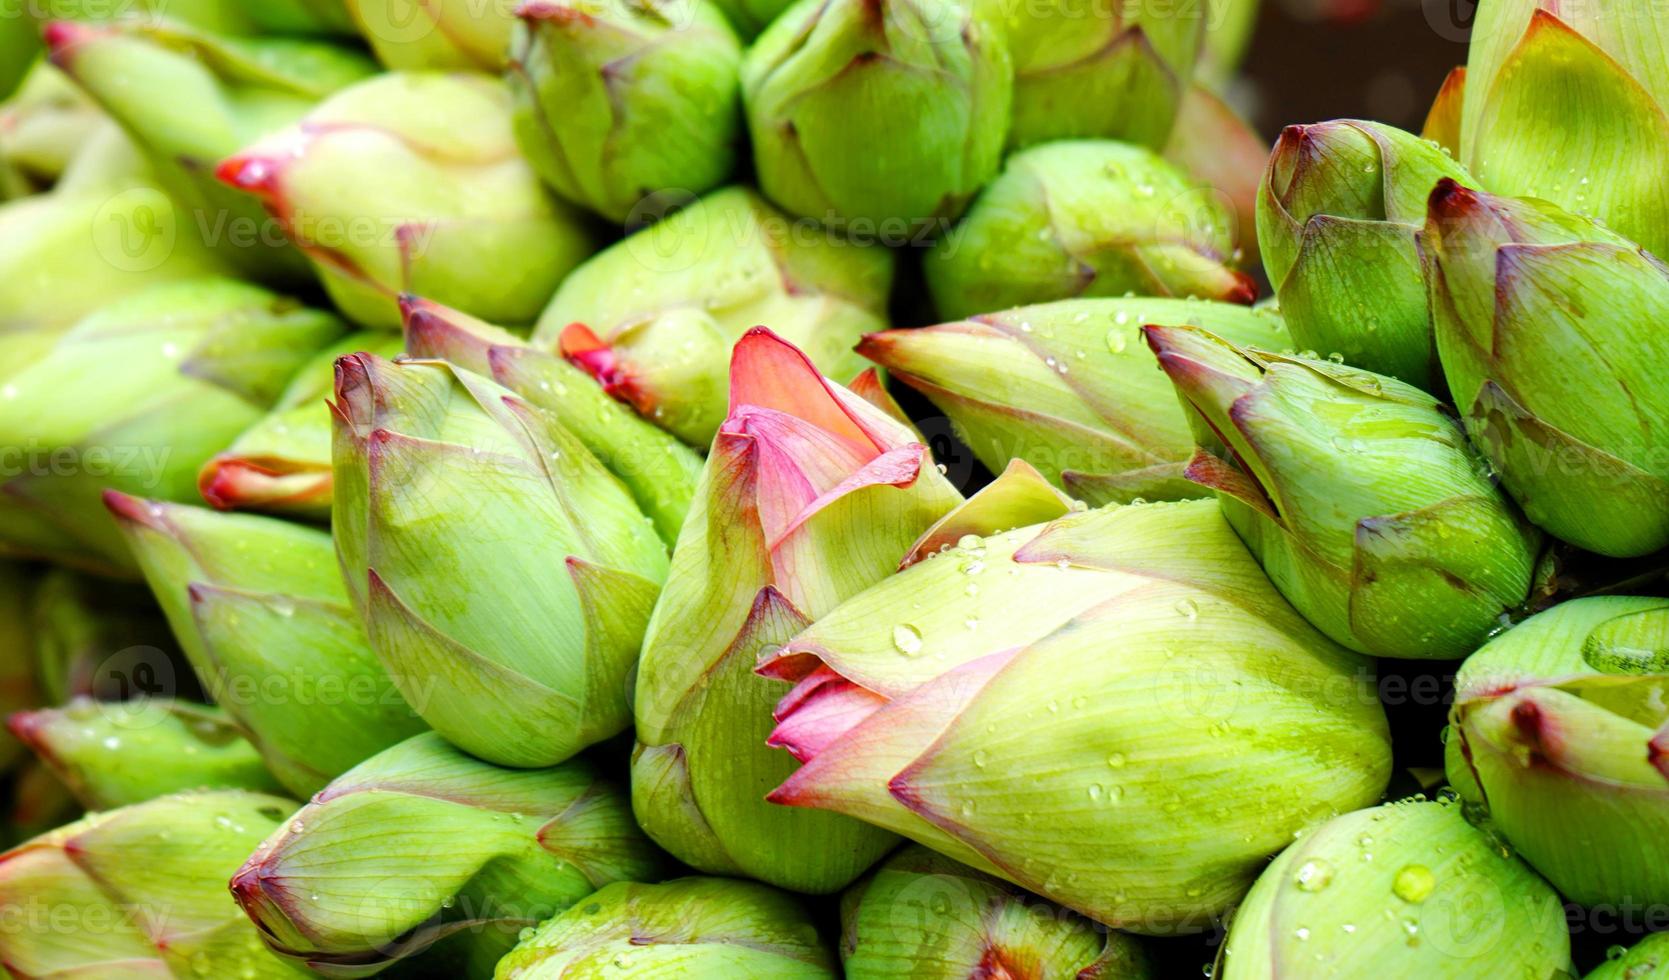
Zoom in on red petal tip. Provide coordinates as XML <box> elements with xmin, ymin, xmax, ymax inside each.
<box><xmin>102</xmin><ymin>490</ymin><xmax>166</xmax><ymax>530</ymax></box>
<box><xmin>214</xmin><ymin>154</ymin><xmax>282</xmax><ymax>197</ymax></box>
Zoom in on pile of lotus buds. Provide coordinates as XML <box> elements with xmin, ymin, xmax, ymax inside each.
<box><xmin>0</xmin><ymin>0</ymin><xmax>1662</xmax><ymax>976</ymax></box>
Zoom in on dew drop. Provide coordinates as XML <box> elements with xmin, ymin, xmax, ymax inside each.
<box><xmin>892</xmin><ymin>624</ymin><xmax>924</xmax><ymax>657</ymax></box>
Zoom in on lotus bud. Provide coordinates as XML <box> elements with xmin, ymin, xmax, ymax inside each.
<box><xmin>508</xmin><ymin>0</ymin><xmax>743</xmax><ymax>222</ymax></box>
<box><xmin>0</xmin><ymin>63</ymin><xmax>103</xmax><ymax>193</ymax></box>
<box><xmin>332</xmin><ymin>352</ymin><xmax>668</xmax><ymax>767</ymax></box>
<box><xmin>27</xmin><ymin>567</ymin><xmax>186</xmax><ymax>706</ymax></box>
<box><xmin>9</xmin><ymin>698</ymin><xmax>282</xmax><ymax>808</ymax></box>
<box><xmin>1220</xmin><ymin>799</ymin><xmax>1571</xmax><ymax>977</ymax></box>
<box><xmin>0</xmin><ymin>278</ymin><xmax>344</xmax><ymax>575</ymax></box>
<box><xmin>741</xmin><ymin>0</ymin><xmax>1012</xmax><ymax>225</ymax></box>
<box><xmin>1257</xmin><ymin>120</ymin><xmax>1473</xmax><ymax>391</ymax></box>
<box><xmin>106</xmin><ymin>494</ymin><xmax>427</xmax><ymax>797</ymax></box>
<box><xmin>0</xmin><ymin>789</ymin><xmax>305</xmax><ymax>979</ymax></box>
<box><xmin>859</xmin><ymin>297</ymin><xmax>1289</xmax><ymax>506</ymax></box>
<box><xmin>401</xmin><ymin>296</ymin><xmax>702</xmax><ymax>544</ymax></box>
<box><xmin>1590</xmin><ymin>934</ymin><xmax>1669</xmax><ymax>980</ymax></box>
<box><xmin>1147</xmin><ymin>324</ymin><xmax>1541</xmax><ymax>659</ymax></box>
<box><xmin>45</xmin><ymin>18</ymin><xmax>376</xmax><ymax>283</ymax></box>
<box><xmin>217</xmin><ymin>72</ymin><xmax>594</xmax><ymax>328</ymax></box>
<box><xmin>530</xmin><ymin>186</ymin><xmax>893</xmax><ymax>445</ymax></box>
<box><xmin>1003</xmin><ymin>0</ymin><xmax>1201</xmax><ymax>149</ymax></box>
<box><xmin>344</xmin><ymin>0</ymin><xmax>518</xmax><ymax>70</ymax></box>
<box><xmin>840</xmin><ymin>845</ymin><xmax>1154</xmax><ymax>978</ymax></box>
<box><xmin>1457</xmin><ymin>0</ymin><xmax>1669</xmax><ymax>257</ymax></box>
<box><xmin>232</xmin><ymin>732</ymin><xmax>662</xmax><ymax>976</ymax></box>
<box><xmin>1423</xmin><ymin>180</ymin><xmax>1669</xmax><ymax>557</ymax></box>
<box><xmin>1449</xmin><ymin>596</ymin><xmax>1669</xmax><ymax>906</ymax></box>
<box><xmin>19</xmin><ymin>0</ymin><xmax>355</xmax><ymax>35</ymax></box>
<box><xmin>758</xmin><ymin>472</ymin><xmax>1391</xmax><ymax>932</ymax></box>
<box><xmin>925</xmin><ymin>140</ymin><xmax>1254</xmax><ymax>322</ymax></box>
<box><xmin>496</xmin><ymin>878</ymin><xmax>835</xmax><ymax>977</ymax></box>
<box><xmin>633</xmin><ymin>328</ymin><xmax>963</xmax><ymax>892</ymax></box>
<box><xmin>200</xmin><ymin>332</ymin><xmax>405</xmax><ymax>519</ymax></box>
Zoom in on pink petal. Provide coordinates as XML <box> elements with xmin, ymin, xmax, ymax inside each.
<box><xmin>767</xmin><ymin>668</ymin><xmax>888</xmax><ymax>764</ymax></box>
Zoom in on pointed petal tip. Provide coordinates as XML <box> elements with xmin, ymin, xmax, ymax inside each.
<box><xmin>102</xmin><ymin>490</ymin><xmax>167</xmax><ymax>531</ymax></box>
<box><xmin>214</xmin><ymin>153</ymin><xmax>283</xmax><ymax>199</ymax></box>
<box><xmin>1225</xmin><ymin>270</ymin><xmax>1259</xmax><ymax>305</ymax></box>
<box><xmin>40</xmin><ymin>20</ymin><xmax>102</xmax><ymax>62</ymax></box>
<box><xmin>1426</xmin><ymin>177</ymin><xmax>1477</xmax><ymax>221</ymax></box>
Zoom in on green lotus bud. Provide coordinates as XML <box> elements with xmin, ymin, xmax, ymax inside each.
<box><xmin>531</xmin><ymin>186</ymin><xmax>893</xmax><ymax>445</ymax></box>
<box><xmin>508</xmin><ymin>0</ymin><xmax>743</xmax><ymax>222</ymax></box>
<box><xmin>840</xmin><ymin>845</ymin><xmax>1153</xmax><ymax>978</ymax></box>
<box><xmin>9</xmin><ymin>698</ymin><xmax>282</xmax><ymax>808</ymax></box>
<box><xmin>402</xmin><ymin>296</ymin><xmax>701</xmax><ymax>545</ymax></box>
<box><xmin>1423</xmin><ymin>180</ymin><xmax>1669</xmax><ymax>557</ymax></box>
<box><xmin>1220</xmin><ymin>798</ymin><xmax>1571</xmax><ymax>977</ymax></box>
<box><xmin>345</xmin><ymin>0</ymin><xmax>518</xmax><ymax>70</ymax></box>
<box><xmin>1458</xmin><ymin>0</ymin><xmax>1669</xmax><ymax>257</ymax></box>
<box><xmin>332</xmin><ymin>352</ymin><xmax>668</xmax><ymax>767</ymax></box>
<box><xmin>1147</xmin><ymin>324</ymin><xmax>1541</xmax><ymax>659</ymax></box>
<box><xmin>1257</xmin><ymin>120</ymin><xmax>1472</xmax><ymax>391</ymax></box>
<box><xmin>0</xmin><ymin>63</ymin><xmax>103</xmax><ymax>194</ymax></box>
<box><xmin>0</xmin><ymin>789</ymin><xmax>306</xmax><ymax>978</ymax></box>
<box><xmin>232</xmin><ymin>732</ymin><xmax>662</xmax><ymax>976</ymax></box>
<box><xmin>218</xmin><ymin>72</ymin><xmax>595</xmax><ymax>328</ymax></box>
<box><xmin>45</xmin><ymin>18</ymin><xmax>377</xmax><ymax>283</ymax></box>
<box><xmin>106</xmin><ymin>493</ymin><xmax>427</xmax><ymax>797</ymax></box>
<box><xmin>1003</xmin><ymin>0</ymin><xmax>1201</xmax><ymax>149</ymax></box>
<box><xmin>497</xmin><ymin>878</ymin><xmax>836</xmax><ymax>978</ymax></box>
<box><xmin>741</xmin><ymin>0</ymin><xmax>1012</xmax><ymax>225</ymax></box>
<box><xmin>633</xmin><ymin>329</ymin><xmax>963</xmax><ymax>892</ymax></box>
<box><xmin>200</xmin><ymin>331</ymin><xmax>405</xmax><ymax>519</ymax></box>
<box><xmin>925</xmin><ymin>140</ymin><xmax>1254</xmax><ymax>322</ymax></box>
<box><xmin>758</xmin><ymin>471</ymin><xmax>1391</xmax><ymax>931</ymax></box>
<box><xmin>1590</xmin><ymin>934</ymin><xmax>1669</xmax><ymax>980</ymax></box>
<box><xmin>21</xmin><ymin>0</ymin><xmax>356</xmax><ymax>35</ymax></box>
<box><xmin>1449</xmin><ymin>596</ymin><xmax>1669</xmax><ymax>906</ymax></box>
<box><xmin>0</xmin><ymin>278</ymin><xmax>343</xmax><ymax>575</ymax></box>
<box><xmin>859</xmin><ymin>297</ymin><xmax>1289</xmax><ymax>506</ymax></box>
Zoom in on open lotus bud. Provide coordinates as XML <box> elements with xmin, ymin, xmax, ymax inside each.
<box><xmin>759</xmin><ymin>480</ymin><xmax>1391</xmax><ymax>932</ymax></box>
<box><xmin>860</xmin><ymin>298</ymin><xmax>1289</xmax><ymax>506</ymax></box>
<box><xmin>1423</xmin><ymin>181</ymin><xmax>1669</xmax><ymax>557</ymax></box>
<box><xmin>1220</xmin><ymin>798</ymin><xmax>1570</xmax><ymax>977</ymax></box>
<box><xmin>531</xmin><ymin>186</ymin><xmax>893</xmax><ymax>445</ymax></box>
<box><xmin>0</xmin><ymin>789</ymin><xmax>305</xmax><ymax>978</ymax></box>
<box><xmin>1258</xmin><ymin>120</ymin><xmax>1474</xmax><ymax>391</ymax></box>
<box><xmin>344</xmin><ymin>0</ymin><xmax>518</xmax><ymax>69</ymax></box>
<box><xmin>232</xmin><ymin>732</ymin><xmax>661</xmax><ymax>977</ymax></box>
<box><xmin>1449</xmin><ymin>596</ymin><xmax>1669</xmax><ymax>906</ymax></box>
<box><xmin>402</xmin><ymin>296</ymin><xmax>701</xmax><ymax>544</ymax></box>
<box><xmin>741</xmin><ymin>0</ymin><xmax>1012</xmax><ymax>225</ymax></box>
<box><xmin>107</xmin><ymin>494</ymin><xmax>426</xmax><ymax>796</ymax></box>
<box><xmin>332</xmin><ymin>353</ymin><xmax>668</xmax><ymax>767</ymax></box>
<box><xmin>9</xmin><ymin>698</ymin><xmax>281</xmax><ymax>808</ymax></box>
<box><xmin>28</xmin><ymin>567</ymin><xmax>187</xmax><ymax>705</ymax></box>
<box><xmin>925</xmin><ymin>140</ymin><xmax>1253</xmax><ymax>321</ymax></box>
<box><xmin>201</xmin><ymin>331</ymin><xmax>405</xmax><ymax>519</ymax></box>
<box><xmin>46</xmin><ymin>18</ymin><xmax>376</xmax><ymax>283</ymax></box>
<box><xmin>632</xmin><ymin>329</ymin><xmax>962</xmax><ymax>892</ymax></box>
<box><xmin>840</xmin><ymin>845</ymin><xmax>1153</xmax><ymax>978</ymax></box>
<box><xmin>497</xmin><ymin>877</ymin><xmax>835</xmax><ymax>977</ymax></box>
<box><xmin>1457</xmin><ymin>0</ymin><xmax>1669</xmax><ymax>257</ymax></box>
<box><xmin>508</xmin><ymin>0</ymin><xmax>743</xmax><ymax>222</ymax></box>
<box><xmin>0</xmin><ymin>63</ymin><xmax>104</xmax><ymax>193</ymax></box>
<box><xmin>218</xmin><ymin>72</ymin><xmax>594</xmax><ymax>328</ymax></box>
<box><xmin>1147</xmin><ymin>324</ymin><xmax>1540</xmax><ymax>659</ymax></box>
<box><xmin>0</xmin><ymin>278</ymin><xmax>343</xmax><ymax>575</ymax></box>
<box><xmin>1003</xmin><ymin>0</ymin><xmax>1200</xmax><ymax>149</ymax></box>
<box><xmin>1590</xmin><ymin>934</ymin><xmax>1669</xmax><ymax>979</ymax></box>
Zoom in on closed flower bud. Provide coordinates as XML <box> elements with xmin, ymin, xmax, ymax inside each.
<box><xmin>217</xmin><ymin>72</ymin><xmax>595</xmax><ymax>328</ymax></box>
<box><xmin>858</xmin><ymin>297</ymin><xmax>1289</xmax><ymax>506</ymax></box>
<box><xmin>925</xmin><ymin>140</ymin><xmax>1254</xmax><ymax>322</ymax></box>
<box><xmin>1147</xmin><ymin>324</ymin><xmax>1540</xmax><ymax>659</ymax></box>
<box><xmin>1423</xmin><ymin>180</ymin><xmax>1669</xmax><ymax>557</ymax></box>
<box><xmin>345</xmin><ymin>0</ymin><xmax>518</xmax><ymax>70</ymax></box>
<box><xmin>497</xmin><ymin>878</ymin><xmax>835</xmax><ymax>977</ymax></box>
<box><xmin>1221</xmin><ymin>799</ymin><xmax>1571</xmax><ymax>978</ymax></box>
<box><xmin>1257</xmin><ymin>120</ymin><xmax>1474</xmax><ymax>390</ymax></box>
<box><xmin>632</xmin><ymin>328</ymin><xmax>962</xmax><ymax>892</ymax></box>
<box><xmin>840</xmin><ymin>845</ymin><xmax>1153</xmax><ymax>978</ymax></box>
<box><xmin>232</xmin><ymin>733</ymin><xmax>661</xmax><ymax>976</ymax></box>
<box><xmin>508</xmin><ymin>0</ymin><xmax>743</xmax><ymax>222</ymax></box>
<box><xmin>332</xmin><ymin>352</ymin><xmax>668</xmax><ymax>767</ymax></box>
<box><xmin>531</xmin><ymin>186</ymin><xmax>893</xmax><ymax>445</ymax></box>
<box><xmin>742</xmin><ymin>0</ymin><xmax>1012</xmax><ymax>225</ymax></box>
